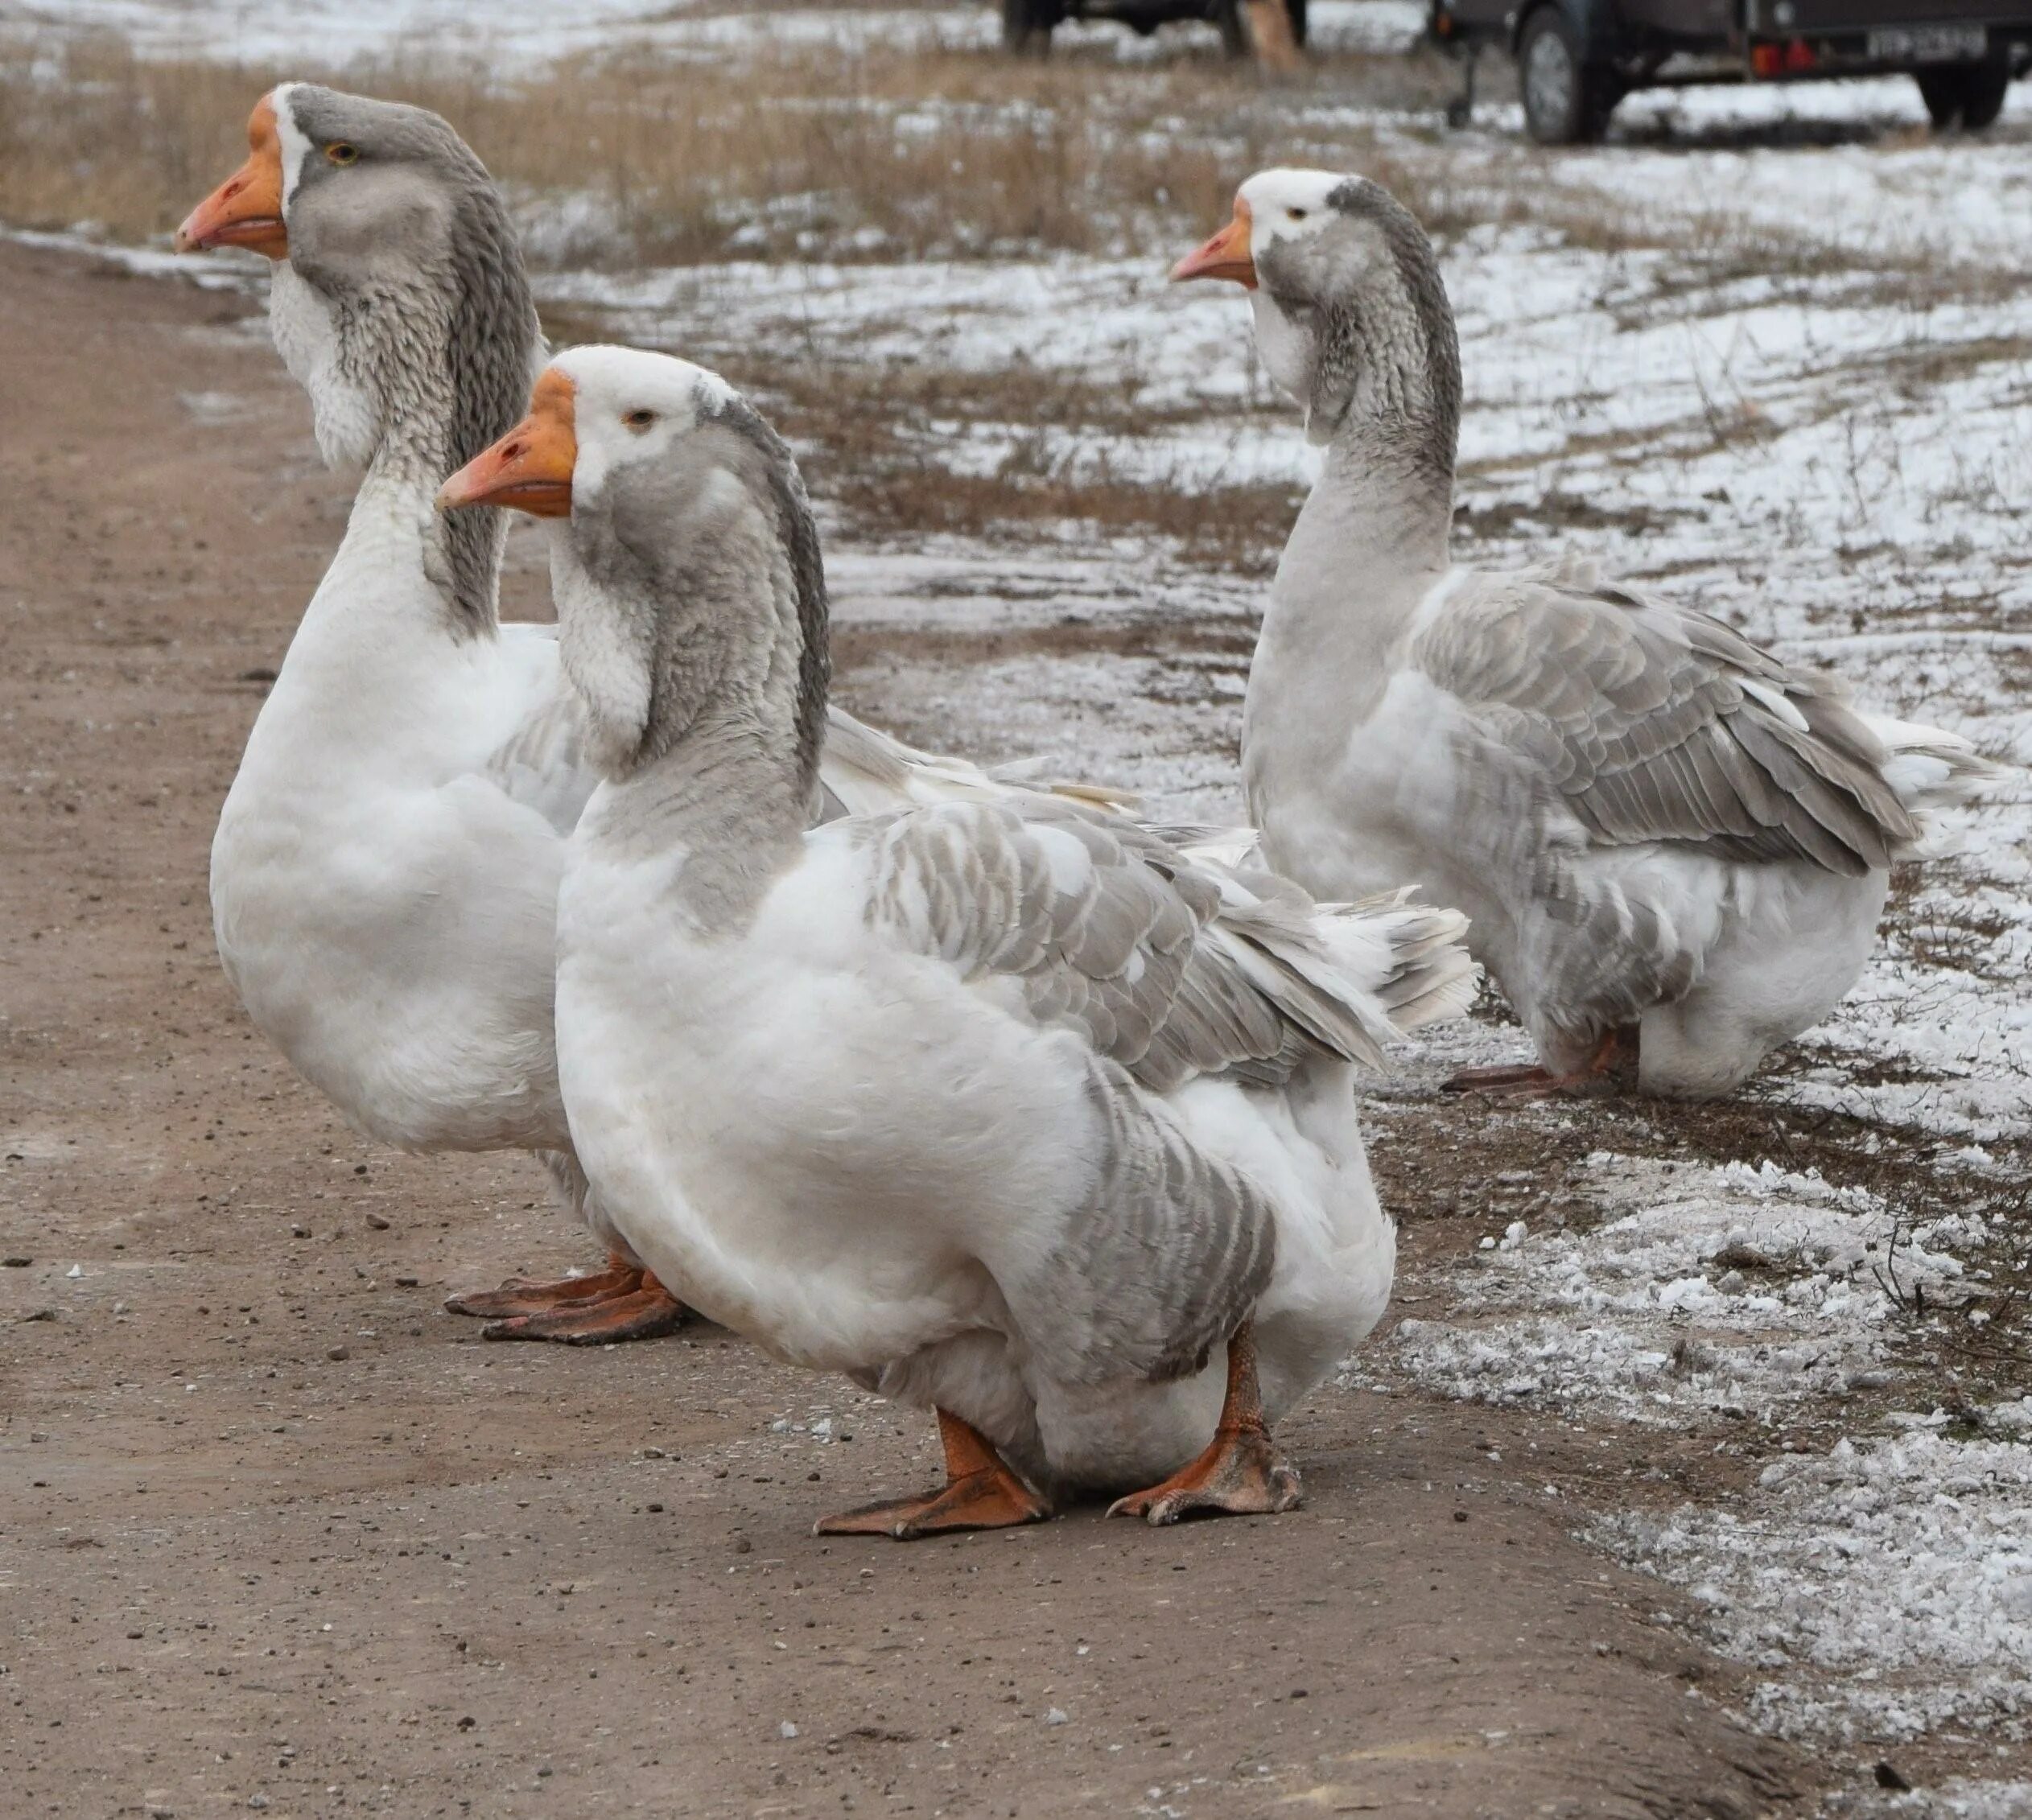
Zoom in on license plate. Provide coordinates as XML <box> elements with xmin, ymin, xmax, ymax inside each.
<box><xmin>1868</xmin><ymin>23</ymin><xmax>1987</xmax><ymax>63</ymax></box>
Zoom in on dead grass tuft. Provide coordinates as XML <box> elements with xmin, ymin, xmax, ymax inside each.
<box><xmin>0</xmin><ymin>28</ymin><xmax>1445</xmax><ymax>266</ymax></box>
<box><xmin>756</xmin><ymin>356</ymin><xmax>1299</xmax><ymax>567</ymax></box>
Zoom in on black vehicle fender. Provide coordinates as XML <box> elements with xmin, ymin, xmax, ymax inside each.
<box><xmin>1508</xmin><ymin>0</ymin><xmax>1615</xmax><ymax>60</ymax></box>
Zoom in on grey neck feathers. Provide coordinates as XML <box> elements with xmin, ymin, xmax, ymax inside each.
<box><xmin>288</xmin><ymin>179</ymin><xmax>540</xmax><ymax>636</ymax></box>
<box><xmin>1271</xmin><ymin>190</ymin><xmax>1461</xmax><ymax>561</ymax></box>
<box><xmin>556</xmin><ymin>417</ymin><xmax>831</xmax><ymax>829</ymax></box>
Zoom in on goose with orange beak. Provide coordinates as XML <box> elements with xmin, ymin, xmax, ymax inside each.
<box><xmin>443</xmin><ymin>344</ymin><xmax>1474</xmax><ymax>1537</ymax></box>
<box><xmin>1175</xmin><ymin>169</ymin><xmax>1993</xmax><ymax>1098</ymax></box>
<box><xmin>180</xmin><ymin>89</ymin><xmax>1143</xmax><ymax>1346</ymax></box>
<box><xmin>179</xmin><ymin>84</ymin><xmax>699</xmax><ymax>1343</ymax></box>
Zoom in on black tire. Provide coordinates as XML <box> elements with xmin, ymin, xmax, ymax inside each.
<box><xmin>1915</xmin><ymin>51</ymin><xmax>2012</xmax><ymax>130</ymax></box>
<box><xmin>1002</xmin><ymin>0</ymin><xmax>1059</xmax><ymax>55</ymax></box>
<box><xmin>1518</xmin><ymin>6</ymin><xmax>1615</xmax><ymax>144</ymax></box>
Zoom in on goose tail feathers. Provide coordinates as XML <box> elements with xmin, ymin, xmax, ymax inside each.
<box><xmin>1313</xmin><ymin>889</ymin><xmax>1478</xmax><ymax>1036</ymax></box>
<box><xmin>1862</xmin><ymin>714</ymin><xmax>2001</xmax><ymax>856</ymax></box>
<box><xmin>1210</xmin><ymin>881</ymin><xmax>1474</xmax><ymax>1075</ymax></box>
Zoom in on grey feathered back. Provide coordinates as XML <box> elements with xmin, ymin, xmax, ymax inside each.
<box><xmin>846</xmin><ymin>793</ymin><xmax>1464</xmax><ymax>1386</ymax></box>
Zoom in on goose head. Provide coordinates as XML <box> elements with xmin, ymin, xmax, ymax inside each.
<box><xmin>1175</xmin><ymin>168</ymin><xmax>1460</xmax><ymax>467</ymax></box>
<box><xmin>176</xmin><ymin>85</ymin><xmax>539</xmax><ymax>481</ymax></box>
<box><xmin>439</xmin><ymin>348</ymin><xmax>830</xmax><ymax>787</ymax></box>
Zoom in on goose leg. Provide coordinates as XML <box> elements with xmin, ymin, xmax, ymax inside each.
<box><xmin>1441</xmin><ymin>1029</ymin><xmax>1632</xmax><ymax>1097</ymax></box>
<box><xmin>1107</xmin><ymin>1321</ymin><xmax>1302</xmax><ymax>1526</ymax></box>
<box><xmin>814</xmin><ymin>1409</ymin><xmax>1051</xmax><ymax>1539</ymax></box>
<box><xmin>445</xmin><ymin>1254</ymin><xmax>693</xmax><ymax>1344</ymax></box>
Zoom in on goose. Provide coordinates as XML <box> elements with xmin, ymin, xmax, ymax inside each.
<box><xmin>1173</xmin><ymin>169</ymin><xmax>1996</xmax><ymax>1099</ymax></box>
<box><xmin>439</xmin><ymin>345</ymin><xmax>1474</xmax><ymax>1531</ymax></box>
<box><xmin>175</xmin><ymin>85</ymin><xmax>1126</xmax><ymax>1344</ymax></box>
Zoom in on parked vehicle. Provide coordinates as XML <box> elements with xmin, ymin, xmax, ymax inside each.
<box><xmin>1432</xmin><ymin>0</ymin><xmax>2032</xmax><ymax>142</ymax></box>
<box><xmin>1000</xmin><ymin>0</ymin><xmax>1307</xmax><ymax>56</ymax></box>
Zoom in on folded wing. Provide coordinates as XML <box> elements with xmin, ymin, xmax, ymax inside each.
<box><xmin>851</xmin><ymin>795</ymin><xmax>1465</xmax><ymax>1385</ymax></box>
<box><xmin>1414</xmin><ymin>564</ymin><xmax>1922</xmax><ymax>876</ymax></box>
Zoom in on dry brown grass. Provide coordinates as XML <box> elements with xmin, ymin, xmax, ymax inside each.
<box><xmin>0</xmin><ymin>35</ymin><xmax>258</xmax><ymax>243</ymax></box>
<box><xmin>753</xmin><ymin>355</ymin><xmax>1299</xmax><ymax>569</ymax></box>
<box><xmin>0</xmin><ymin>27</ymin><xmax>1446</xmax><ymax>266</ymax></box>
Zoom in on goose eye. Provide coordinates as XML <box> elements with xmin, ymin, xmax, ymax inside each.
<box><xmin>622</xmin><ymin>408</ymin><xmax>657</xmax><ymax>432</ymax></box>
<box><xmin>326</xmin><ymin>142</ymin><xmax>361</xmax><ymax>167</ymax></box>
<box><xmin>1288</xmin><ymin>207</ymin><xmax>1309</xmax><ymax>221</ymax></box>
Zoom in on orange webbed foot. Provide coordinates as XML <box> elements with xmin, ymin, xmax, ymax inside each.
<box><xmin>480</xmin><ymin>1273</ymin><xmax>690</xmax><ymax>1344</ymax></box>
<box><xmin>815</xmin><ymin>1410</ymin><xmax>1050</xmax><ymax>1540</ymax></box>
<box><xmin>1106</xmin><ymin>1319</ymin><xmax>1303</xmax><ymax>1527</ymax></box>
<box><xmin>1442</xmin><ymin>1030</ymin><xmax>1633</xmax><ymax>1097</ymax></box>
<box><xmin>1107</xmin><ymin>1425</ymin><xmax>1302</xmax><ymax>1526</ymax></box>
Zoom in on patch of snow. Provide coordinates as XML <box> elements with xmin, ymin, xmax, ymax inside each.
<box><xmin>1361</xmin><ymin>1151</ymin><xmax>1977</xmax><ymax>1424</ymax></box>
<box><xmin>1824</xmin><ymin>1777</ymin><xmax>2032</xmax><ymax>1819</ymax></box>
<box><xmin>1598</xmin><ymin>1414</ymin><xmax>2032</xmax><ymax>1745</ymax></box>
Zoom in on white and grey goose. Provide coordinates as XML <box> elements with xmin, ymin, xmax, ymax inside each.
<box><xmin>1174</xmin><ymin>170</ymin><xmax>1995</xmax><ymax>1098</ymax></box>
<box><xmin>439</xmin><ymin>346</ymin><xmax>1474</xmax><ymax>1532</ymax></box>
<box><xmin>175</xmin><ymin>88</ymin><xmax>1126</xmax><ymax>1344</ymax></box>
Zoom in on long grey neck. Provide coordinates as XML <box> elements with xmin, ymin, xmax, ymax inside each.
<box><xmin>596</xmin><ymin>713</ymin><xmax>815</xmax><ymax>929</ymax></box>
<box><xmin>1255</xmin><ymin>242</ymin><xmax>1461</xmax><ymax>640</ymax></box>
<box><xmin>558</xmin><ymin>491</ymin><xmax>830</xmax><ymax>930</ymax></box>
<box><xmin>1243</xmin><ymin>283</ymin><xmax>1460</xmax><ymax>799</ymax></box>
<box><xmin>1262</xmin><ymin>330</ymin><xmax>1457</xmax><ymax>679</ymax></box>
<box><xmin>359</xmin><ymin>293</ymin><xmax>526</xmax><ymax>638</ymax></box>
<box><xmin>275</xmin><ymin>237</ymin><xmax>538</xmax><ymax>639</ymax></box>
<box><xmin>1291</xmin><ymin>277</ymin><xmax>1457</xmax><ymax>562</ymax></box>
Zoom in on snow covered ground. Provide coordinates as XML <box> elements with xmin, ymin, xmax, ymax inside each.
<box><xmin>9</xmin><ymin>3</ymin><xmax>2027</xmax><ymax>1806</ymax></box>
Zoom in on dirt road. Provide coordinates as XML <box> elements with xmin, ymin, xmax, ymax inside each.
<box><xmin>0</xmin><ymin>238</ymin><xmax>1807</xmax><ymax>1819</ymax></box>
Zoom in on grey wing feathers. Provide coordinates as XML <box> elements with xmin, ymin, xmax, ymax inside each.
<box><xmin>1319</xmin><ymin>891</ymin><xmax>1478</xmax><ymax>1034</ymax></box>
<box><xmin>858</xmin><ymin>796</ymin><xmax>1432</xmax><ymax>1092</ymax></box>
<box><xmin>1416</xmin><ymin>569</ymin><xmax>1921</xmax><ymax>876</ymax></box>
<box><xmin>818</xmin><ymin>706</ymin><xmax>1138</xmax><ymax>821</ymax></box>
<box><xmin>861</xmin><ymin>797</ymin><xmax>1213</xmax><ymax>1075</ymax></box>
<box><xmin>1032</xmin><ymin>1057</ymin><xmax>1279</xmax><ymax>1386</ymax></box>
<box><xmin>858</xmin><ymin>797</ymin><xmax>1467</xmax><ymax>1389</ymax></box>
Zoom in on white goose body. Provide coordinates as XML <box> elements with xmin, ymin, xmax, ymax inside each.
<box><xmin>210</xmin><ymin>465</ymin><xmax>1057</xmax><ymax>1161</ymax></box>
<box><xmin>212</xmin><ymin>478</ymin><xmax>575</xmax><ymax>1155</ymax></box>
<box><xmin>483</xmin><ymin>348</ymin><xmax>1473</xmax><ymax>1499</ymax></box>
<box><xmin>1186</xmin><ymin>170</ymin><xmax>1993</xmax><ymax>1098</ymax></box>
<box><xmin>558</xmin><ymin>796</ymin><xmax>1445</xmax><ymax>1488</ymax></box>
<box><xmin>1245</xmin><ymin>551</ymin><xmax>1899</xmax><ymax>1097</ymax></box>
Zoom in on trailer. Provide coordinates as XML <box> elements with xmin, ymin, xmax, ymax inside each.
<box><xmin>1432</xmin><ymin>0</ymin><xmax>2032</xmax><ymax>141</ymax></box>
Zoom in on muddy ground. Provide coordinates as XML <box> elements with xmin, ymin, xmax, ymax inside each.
<box><xmin>1</xmin><ymin>237</ymin><xmax>1840</xmax><ymax>1819</ymax></box>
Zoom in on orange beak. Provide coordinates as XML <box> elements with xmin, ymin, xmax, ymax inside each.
<box><xmin>1172</xmin><ymin>197</ymin><xmax>1256</xmax><ymax>289</ymax></box>
<box><xmin>175</xmin><ymin>97</ymin><xmax>290</xmax><ymax>258</ymax></box>
<box><xmin>437</xmin><ymin>371</ymin><xmax>579</xmax><ymax>517</ymax></box>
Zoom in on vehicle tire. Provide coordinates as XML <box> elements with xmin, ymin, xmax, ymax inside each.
<box><xmin>1002</xmin><ymin>0</ymin><xmax>1059</xmax><ymax>55</ymax></box>
<box><xmin>1915</xmin><ymin>51</ymin><xmax>2012</xmax><ymax>130</ymax></box>
<box><xmin>1518</xmin><ymin>6</ymin><xmax>1614</xmax><ymax>144</ymax></box>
